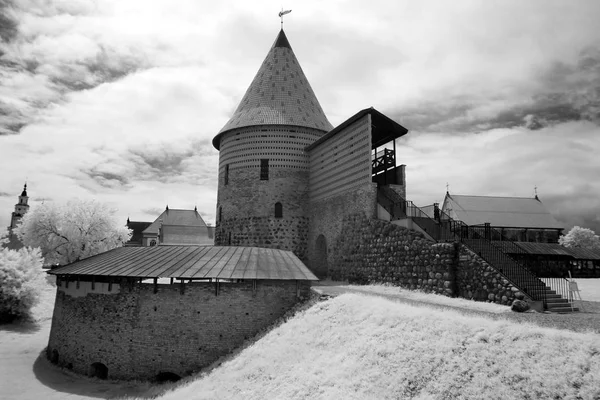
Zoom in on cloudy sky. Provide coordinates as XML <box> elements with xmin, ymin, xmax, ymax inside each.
<box><xmin>1</xmin><ymin>0</ymin><xmax>599</xmax><ymax>234</ymax></box>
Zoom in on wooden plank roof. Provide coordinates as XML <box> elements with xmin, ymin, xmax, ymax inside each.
<box><xmin>48</xmin><ymin>246</ymin><xmax>319</xmax><ymax>281</ymax></box>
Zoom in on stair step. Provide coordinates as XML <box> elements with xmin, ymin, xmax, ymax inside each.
<box><xmin>548</xmin><ymin>306</ymin><xmax>579</xmax><ymax>313</ymax></box>
<box><xmin>547</xmin><ymin>302</ymin><xmax>573</xmax><ymax>308</ymax></box>
<box><xmin>545</xmin><ymin>294</ymin><xmax>561</xmax><ymax>299</ymax></box>
<box><xmin>545</xmin><ymin>297</ymin><xmax>568</xmax><ymax>303</ymax></box>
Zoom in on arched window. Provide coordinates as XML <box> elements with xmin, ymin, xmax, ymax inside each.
<box><xmin>274</xmin><ymin>202</ymin><xmax>283</xmax><ymax>218</ymax></box>
<box><xmin>150</xmin><ymin>240</ymin><xmax>157</xmax><ymax>246</ymax></box>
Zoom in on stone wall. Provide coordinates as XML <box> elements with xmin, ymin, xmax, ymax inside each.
<box><xmin>456</xmin><ymin>246</ymin><xmax>524</xmax><ymax>304</ymax></box>
<box><xmin>216</xmin><ymin>216</ymin><xmax>309</xmax><ymax>261</ymax></box>
<box><xmin>307</xmin><ymin>183</ymin><xmax>377</xmax><ymax>277</ymax></box>
<box><xmin>328</xmin><ymin>213</ymin><xmax>520</xmax><ymax>305</ymax></box>
<box><xmin>216</xmin><ymin>166</ymin><xmax>310</xmax><ymax>260</ymax></box>
<box><xmin>47</xmin><ymin>279</ymin><xmax>310</xmax><ymax>381</ymax></box>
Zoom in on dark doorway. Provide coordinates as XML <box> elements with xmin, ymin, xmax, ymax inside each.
<box><xmin>315</xmin><ymin>234</ymin><xmax>328</xmax><ymax>278</ymax></box>
<box><xmin>155</xmin><ymin>371</ymin><xmax>182</xmax><ymax>383</ymax></box>
<box><xmin>89</xmin><ymin>362</ymin><xmax>108</xmax><ymax>379</ymax></box>
<box><xmin>49</xmin><ymin>349</ymin><xmax>59</xmax><ymax>364</ymax></box>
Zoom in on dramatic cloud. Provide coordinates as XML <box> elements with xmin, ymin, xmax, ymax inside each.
<box><xmin>1</xmin><ymin>0</ymin><xmax>600</xmax><ymax>232</ymax></box>
<box><xmin>399</xmin><ymin>120</ymin><xmax>600</xmax><ymax>233</ymax></box>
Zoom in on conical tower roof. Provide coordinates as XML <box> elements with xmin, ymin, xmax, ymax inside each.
<box><xmin>213</xmin><ymin>29</ymin><xmax>333</xmax><ymax>149</ymax></box>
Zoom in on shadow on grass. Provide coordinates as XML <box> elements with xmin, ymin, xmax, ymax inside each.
<box><xmin>0</xmin><ymin>318</ymin><xmax>44</xmax><ymax>334</ymax></box>
<box><xmin>32</xmin><ymin>351</ymin><xmax>161</xmax><ymax>399</ymax></box>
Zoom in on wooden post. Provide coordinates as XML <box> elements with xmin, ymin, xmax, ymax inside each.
<box><xmin>76</xmin><ymin>276</ymin><xmax>80</xmax><ymax>289</ymax></box>
<box><xmin>180</xmin><ymin>279</ymin><xmax>185</xmax><ymax>295</ymax></box>
<box><xmin>153</xmin><ymin>278</ymin><xmax>158</xmax><ymax>294</ymax></box>
<box><xmin>215</xmin><ymin>279</ymin><xmax>220</xmax><ymax>296</ymax></box>
<box><xmin>91</xmin><ymin>277</ymin><xmax>95</xmax><ymax>291</ymax></box>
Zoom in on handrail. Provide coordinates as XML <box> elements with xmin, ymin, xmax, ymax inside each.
<box><xmin>542</xmin><ymin>277</ymin><xmax>571</xmax><ymax>306</ymax></box>
<box><xmin>376</xmin><ymin>185</ymin><xmax>547</xmax><ymax>307</ymax></box>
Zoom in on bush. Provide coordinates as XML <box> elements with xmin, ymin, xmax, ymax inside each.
<box><xmin>0</xmin><ymin>246</ymin><xmax>44</xmax><ymax>322</ymax></box>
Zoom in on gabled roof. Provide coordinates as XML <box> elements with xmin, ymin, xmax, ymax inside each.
<box><xmin>442</xmin><ymin>194</ymin><xmax>563</xmax><ymax>229</ymax></box>
<box><xmin>126</xmin><ymin>221</ymin><xmax>152</xmax><ymax>245</ymax></box>
<box><xmin>305</xmin><ymin>107</ymin><xmax>408</xmax><ymax>152</ymax></box>
<box><xmin>213</xmin><ymin>29</ymin><xmax>333</xmax><ymax>150</ymax></box>
<box><xmin>48</xmin><ymin>246</ymin><xmax>319</xmax><ymax>281</ymax></box>
<box><xmin>143</xmin><ymin>209</ymin><xmax>207</xmax><ymax>235</ymax></box>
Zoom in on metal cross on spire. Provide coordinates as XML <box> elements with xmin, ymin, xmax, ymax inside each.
<box><xmin>278</xmin><ymin>8</ymin><xmax>291</xmax><ymax>29</ymax></box>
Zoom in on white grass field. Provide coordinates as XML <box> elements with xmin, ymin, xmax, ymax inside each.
<box><xmin>137</xmin><ymin>293</ymin><xmax>600</xmax><ymax>400</ymax></box>
<box><xmin>1</xmin><ymin>276</ymin><xmax>599</xmax><ymax>399</ymax></box>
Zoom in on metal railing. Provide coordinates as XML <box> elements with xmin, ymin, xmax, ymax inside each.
<box><xmin>542</xmin><ymin>277</ymin><xmax>570</xmax><ymax>304</ymax></box>
<box><xmin>376</xmin><ymin>185</ymin><xmax>548</xmax><ymax>307</ymax></box>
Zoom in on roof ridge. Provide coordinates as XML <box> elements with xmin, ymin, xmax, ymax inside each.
<box><xmin>450</xmin><ymin>194</ymin><xmax>538</xmax><ymax>200</ymax></box>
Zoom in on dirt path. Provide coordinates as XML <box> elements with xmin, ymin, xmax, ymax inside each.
<box><xmin>0</xmin><ymin>275</ymin><xmax>156</xmax><ymax>400</ymax></box>
<box><xmin>0</xmin><ymin>319</ymin><xmax>152</xmax><ymax>400</ymax></box>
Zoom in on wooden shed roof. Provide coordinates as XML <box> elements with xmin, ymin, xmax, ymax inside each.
<box><xmin>48</xmin><ymin>246</ymin><xmax>319</xmax><ymax>281</ymax></box>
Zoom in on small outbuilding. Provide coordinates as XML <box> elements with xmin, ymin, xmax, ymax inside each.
<box><xmin>47</xmin><ymin>245</ymin><xmax>317</xmax><ymax>381</ymax></box>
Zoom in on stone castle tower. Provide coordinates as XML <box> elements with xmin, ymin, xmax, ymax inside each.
<box><xmin>213</xmin><ymin>29</ymin><xmax>333</xmax><ymax>260</ymax></box>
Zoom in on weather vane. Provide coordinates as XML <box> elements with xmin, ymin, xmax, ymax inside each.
<box><xmin>278</xmin><ymin>8</ymin><xmax>291</xmax><ymax>29</ymax></box>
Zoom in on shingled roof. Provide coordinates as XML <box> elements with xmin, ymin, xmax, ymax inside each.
<box><xmin>48</xmin><ymin>246</ymin><xmax>319</xmax><ymax>281</ymax></box>
<box><xmin>143</xmin><ymin>209</ymin><xmax>207</xmax><ymax>235</ymax></box>
<box><xmin>213</xmin><ymin>29</ymin><xmax>333</xmax><ymax>150</ymax></box>
<box><xmin>442</xmin><ymin>194</ymin><xmax>563</xmax><ymax>229</ymax></box>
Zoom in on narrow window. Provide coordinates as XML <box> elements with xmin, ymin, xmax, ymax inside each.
<box><xmin>260</xmin><ymin>159</ymin><xmax>269</xmax><ymax>180</ymax></box>
<box><xmin>218</xmin><ymin>206</ymin><xmax>222</xmax><ymax>223</ymax></box>
<box><xmin>275</xmin><ymin>202</ymin><xmax>283</xmax><ymax>218</ymax></box>
<box><xmin>224</xmin><ymin>164</ymin><xmax>229</xmax><ymax>185</ymax></box>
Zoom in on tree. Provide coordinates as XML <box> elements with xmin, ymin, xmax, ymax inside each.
<box><xmin>0</xmin><ymin>245</ymin><xmax>45</xmax><ymax>322</ymax></box>
<box><xmin>559</xmin><ymin>226</ymin><xmax>600</xmax><ymax>250</ymax></box>
<box><xmin>14</xmin><ymin>199</ymin><xmax>132</xmax><ymax>266</ymax></box>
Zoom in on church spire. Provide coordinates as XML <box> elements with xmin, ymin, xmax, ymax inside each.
<box><xmin>213</xmin><ymin>28</ymin><xmax>333</xmax><ymax>149</ymax></box>
<box><xmin>10</xmin><ymin>182</ymin><xmax>30</xmax><ymax>230</ymax></box>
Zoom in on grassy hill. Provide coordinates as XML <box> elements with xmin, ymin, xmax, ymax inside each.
<box><xmin>133</xmin><ymin>293</ymin><xmax>600</xmax><ymax>400</ymax></box>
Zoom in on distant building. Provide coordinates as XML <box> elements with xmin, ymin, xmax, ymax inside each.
<box><xmin>441</xmin><ymin>193</ymin><xmax>563</xmax><ymax>243</ymax></box>
<box><xmin>3</xmin><ymin>183</ymin><xmax>29</xmax><ymax>250</ymax></box>
<box><xmin>126</xmin><ymin>206</ymin><xmax>214</xmax><ymax>247</ymax></box>
<box><xmin>124</xmin><ymin>219</ymin><xmax>152</xmax><ymax>247</ymax></box>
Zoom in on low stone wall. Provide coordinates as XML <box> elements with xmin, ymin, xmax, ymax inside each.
<box><xmin>329</xmin><ymin>213</ymin><xmax>519</xmax><ymax>305</ymax></box>
<box><xmin>456</xmin><ymin>246</ymin><xmax>521</xmax><ymax>305</ymax></box>
<box><xmin>47</xmin><ymin>279</ymin><xmax>310</xmax><ymax>381</ymax></box>
<box><xmin>216</xmin><ymin>216</ymin><xmax>309</xmax><ymax>261</ymax></box>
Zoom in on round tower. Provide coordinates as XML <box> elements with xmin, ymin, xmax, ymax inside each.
<box><xmin>213</xmin><ymin>29</ymin><xmax>332</xmax><ymax>260</ymax></box>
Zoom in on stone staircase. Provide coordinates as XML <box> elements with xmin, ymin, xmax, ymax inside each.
<box><xmin>376</xmin><ymin>185</ymin><xmax>579</xmax><ymax>312</ymax></box>
<box><xmin>545</xmin><ymin>286</ymin><xmax>579</xmax><ymax>313</ymax></box>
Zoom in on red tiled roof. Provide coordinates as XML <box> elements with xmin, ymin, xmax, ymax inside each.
<box><xmin>48</xmin><ymin>246</ymin><xmax>319</xmax><ymax>281</ymax></box>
